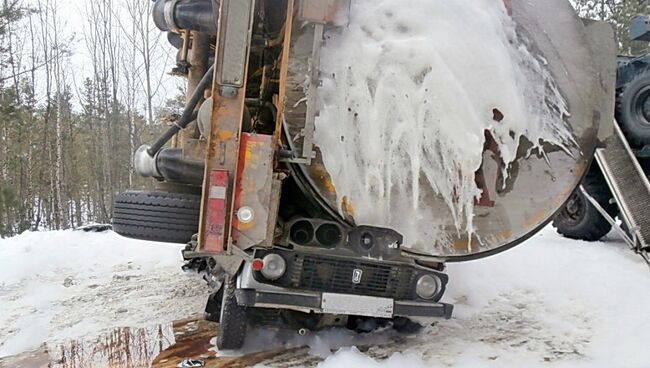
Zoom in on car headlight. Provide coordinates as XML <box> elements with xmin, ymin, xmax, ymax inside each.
<box><xmin>261</xmin><ymin>253</ymin><xmax>287</xmax><ymax>280</ymax></box>
<box><xmin>416</xmin><ymin>274</ymin><xmax>441</xmax><ymax>300</ymax></box>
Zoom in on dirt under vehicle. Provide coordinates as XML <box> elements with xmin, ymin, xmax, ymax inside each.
<box><xmin>554</xmin><ymin>15</ymin><xmax>650</xmax><ymax>265</ymax></box>
<box><xmin>111</xmin><ymin>0</ymin><xmax>617</xmax><ymax>350</ymax></box>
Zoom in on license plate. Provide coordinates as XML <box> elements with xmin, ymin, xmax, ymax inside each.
<box><xmin>321</xmin><ymin>293</ymin><xmax>394</xmax><ymax>318</ymax></box>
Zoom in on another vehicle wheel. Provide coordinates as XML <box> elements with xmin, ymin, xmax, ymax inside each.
<box><xmin>553</xmin><ymin>169</ymin><xmax>618</xmax><ymax>241</ymax></box>
<box><xmin>217</xmin><ymin>277</ymin><xmax>247</xmax><ymax>350</ymax></box>
<box><xmin>112</xmin><ymin>191</ymin><xmax>200</xmax><ymax>244</ymax></box>
<box><xmin>616</xmin><ymin>70</ymin><xmax>650</xmax><ymax>147</ymax></box>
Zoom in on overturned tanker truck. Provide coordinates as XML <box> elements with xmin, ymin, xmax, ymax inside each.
<box><xmin>112</xmin><ymin>0</ymin><xmax>616</xmax><ymax>350</ymax></box>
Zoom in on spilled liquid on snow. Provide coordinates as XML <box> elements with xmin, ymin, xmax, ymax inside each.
<box><xmin>314</xmin><ymin>0</ymin><xmax>576</xmax><ymax>252</ymax></box>
<box><xmin>0</xmin><ymin>323</ymin><xmax>177</xmax><ymax>368</ymax></box>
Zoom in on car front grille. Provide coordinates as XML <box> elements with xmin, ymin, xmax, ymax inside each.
<box><xmin>288</xmin><ymin>254</ymin><xmax>416</xmax><ymax>300</ymax></box>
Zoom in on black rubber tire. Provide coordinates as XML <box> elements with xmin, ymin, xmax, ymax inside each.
<box><xmin>553</xmin><ymin>169</ymin><xmax>618</xmax><ymax>242</ymax></box>
<box><xmin>616</xmin><ymin>70</ymin><xmax>650</xmax><ymax>147</ymax></box>
<box><xmin>217</xmin><ymin>277</ymin><xmax>247</xmax><ymax>350</ymax></box>
<box><xmin>112</xmin><ymin>191</ymin><xmax>200</xmax><ymax>244</ymax></box>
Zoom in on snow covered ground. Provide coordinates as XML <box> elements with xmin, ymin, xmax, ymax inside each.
<box><xmin>0</xmin><ymin>229</ymin><xmax>210</xmax><ymax>358</ymax></box>
<box><xmin>1</xmin><ymin>226</ymin><xmax>650</xmax><ymax>367</ymax></box>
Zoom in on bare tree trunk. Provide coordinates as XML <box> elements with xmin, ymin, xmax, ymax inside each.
<box><xmin>36</xmin><ymin>0</ymin><xmax>56</xmax><ymax>228</ymax></box>
<box><xmin>120</xmin><ymin>0</ymin><xmax>166</xmax><ymax>126</ymax></box>
<box><xmin>25</xmin><ymin>16</ymin><xmax>37</xmax><ymax>230</ymax></box>
<box><xmin>54</xmin><ymin>79</ymin><xmax>66</xmax><ymax>228</ymax></box>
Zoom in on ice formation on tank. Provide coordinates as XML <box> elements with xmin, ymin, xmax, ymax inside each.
<box><xmin>313</xmin><ymin>0</ymin><xmax>576</xmax><ymax>252</ymax></box>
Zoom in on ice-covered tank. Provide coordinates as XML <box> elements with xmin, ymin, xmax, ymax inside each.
<box><xmin>283</xmin><ymin>0</ymin><xmax>617</xmax><ymax>261</ymax></box>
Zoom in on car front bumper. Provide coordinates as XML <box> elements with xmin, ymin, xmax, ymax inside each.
<box><xmin>235</xmin><ymin>288</ymin><xmax>453</xmax><ymax>319</ymax></box>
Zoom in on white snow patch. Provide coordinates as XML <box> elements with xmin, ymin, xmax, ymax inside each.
<box><xmin>217</xmin><ymin>326</ymin><xmax>399</xmax><ymax>360</ymax></box>
<box><xmin>320</xmin><ymin>347</ymin><xmax>430</xmax><ymax>368</ymax></box>
<box><xmin>0</xmin><ymin>230</ymin><xmax>210</xmax><ymax>358</ymax></box>
<box><xmin>315</xmin><ymin>0</ymin><xmax>575</xmax><ymax>253</ymax></box>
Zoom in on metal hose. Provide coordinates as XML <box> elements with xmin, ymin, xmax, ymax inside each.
<box><xmin>147</xmin><ymin>64</ymin><xmax>215</xmax><ymax>157</ymax></box>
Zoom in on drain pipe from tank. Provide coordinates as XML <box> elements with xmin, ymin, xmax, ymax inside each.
<box><xmin>134</xmin><ymin>144</ymin><xmax>204</xmax><ymax>186</ymax></box>
<box><xmin>152</xmin><ymin>0</ymin><xmax>219</xmax><ymax>34</ymax></box>
<box><xmin>156</xmin><ymin>148</ymin><xmax>205</xmax><ymax>185</ymax></box>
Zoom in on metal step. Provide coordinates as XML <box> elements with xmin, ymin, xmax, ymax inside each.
<box><xmin>595</xmin><ymin>121</ymin><xmax>650</xmax><ymax>256</ymax></box>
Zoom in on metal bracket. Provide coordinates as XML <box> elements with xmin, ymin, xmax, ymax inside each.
<box><xmin>580</xmin><ymin>185</ymin><xmax>650</xmax><ymax>268</ymax></box>
<box><xmin>219</xmin><ymin>85</ymin><xmax>238</xmax><ymax>98</ymax></box>
<box><xmin>278</xmin><ymin>149</ymin><xmax>317</xmax><ymax>164</ymax></box>
<box><xmin>579</xmin><ymin>186</ymin><xmax>634</xmax><ymax>245</ymax></box>
<box><xmin>216</xmin><ymin>0</ymin><xmax>256</xmax><ymax>87</ymax></box>
<box><xmin>299</xmin><ymin>23</ymin><xmax>324</xmax><ymax>165</ymax></box>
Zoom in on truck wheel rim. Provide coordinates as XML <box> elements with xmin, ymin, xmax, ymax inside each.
<box><xmin>632</xmin><ymin>86</ymin><xmax>650</xmax><ymax>127</ymax></box>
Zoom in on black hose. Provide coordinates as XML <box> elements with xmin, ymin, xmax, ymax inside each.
<box><xmin>147</xmin><ymin>65</ymin><xmax>215</xmax><ymax>157</ymax></box>
<box><xmin>156</xmin><ymin>148</ymin><xmax>205</xmax><ymax>185</ymax></box>
<box><xmin>153</xmin><ymin>0</ymin><xmax>219</xmax><ymax>34</ymax></box>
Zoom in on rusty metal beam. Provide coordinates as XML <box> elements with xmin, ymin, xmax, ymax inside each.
<box><xmin>198</xmin><ymin>0</ymin><xmax>256</xmax><ymax>254</ymax></box>
<box><xmin>273</xmin><ymin>0</ymin><xmax>295</xmax><ymax>148</ymax></box>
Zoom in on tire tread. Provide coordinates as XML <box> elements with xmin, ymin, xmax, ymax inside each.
<box><xmin>216</xmin><ymin>278</ymin><xmax>247</xmax><ymax>350</ymax></box>
<box><xmin>553</xmin><ymin>169</ymin><xmax>618</xmax><ymax>241</ymax></box>
<box><xmin>112</xmin><ymin>191</ymin><xmax>200</xmax><ymax>243</ymax></box>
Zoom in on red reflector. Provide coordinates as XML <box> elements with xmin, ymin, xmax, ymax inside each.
<box><xmin>204</xmin><ymin>170</ymin><xmax>229</xmax><ymax>253</ymax></box>
<box><xmin>251</xmin><ymin>259</ymin><xmax>264</xmax><ymax>271</ymax></box>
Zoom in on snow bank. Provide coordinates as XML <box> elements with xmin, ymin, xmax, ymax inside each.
<box><xmin>310</xmin><ymin>227</ymin><xmax>650</xmax><ymax>367</ymax></box>
<box><xmin>315</xmin><ymin>0</ymin><xmax>575</xmax><ymax>253</ymax></box>
<box><xmin>0</xmin><ymin>230</ymin><xmax>209</xmax><ymax>358</ymax></box>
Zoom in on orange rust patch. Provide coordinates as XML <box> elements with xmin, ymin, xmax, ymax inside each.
<box><xmin>311</xmin><ymin>166</ymin><xmax>337</xmax><ymax>194</ymax></box>
<box><xmin>452</xmin><ymin>239</ymin><xmax>469</xmax><ymax>252</ymax></box>
<box><xmin>341</xmin><ymin>196</ymin><xmax>355</xmax><ymax>218</ymax></box>
<box><xmin>217</xmin><ymin>131</ymin><xmax>234</xmax><ymax>141</ymax></box>
<box><xmin>495</xmin><ymin>229</ymin><xmax>514</xmax><ymax>241</ymax></box>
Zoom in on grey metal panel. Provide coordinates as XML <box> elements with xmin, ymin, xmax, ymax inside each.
<box><xmin>581</xmin><ymin>20</ymin><xmax>618</xmax><ymax>143</ymax></box>
<box><xmin>596</xmin><ymin>123</ymin><xmax>650</xmax><ymax>251</ymax></box>
<box><xmin>630</xmin><ymin>15</ymin><xmax>650</xmax><ymax>42</ymax></box>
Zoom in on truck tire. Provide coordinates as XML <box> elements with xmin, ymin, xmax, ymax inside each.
<box><xmin>217</xmin><ymin>277</ymin><xmax>247</xmax><ymax>350</ymax></box>
<box><xmin>553</xmin><ymin>170</ymin><xmax>618</xmax><ymax>241</ymax></box>
<box><xmin>616</xmin><ymin>70</ymin><xmax>650</xmax><ymax>147</ymax></box>
<box><xmin>112</xmin><ymin>191</ymin><xmax>200</xmax><ymax>244</ymax></box>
